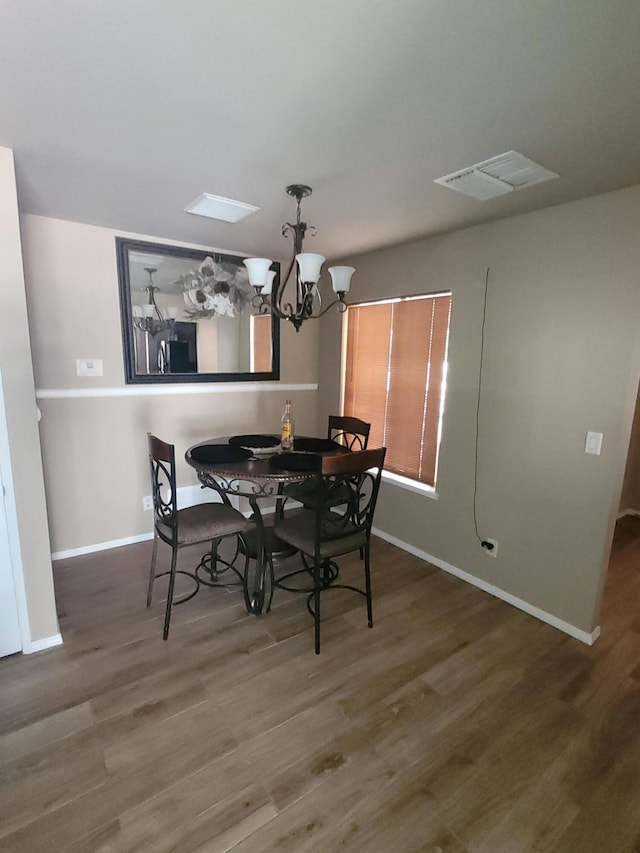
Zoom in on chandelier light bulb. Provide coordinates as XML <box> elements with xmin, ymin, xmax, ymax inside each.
<box><xmin>263</xmin><ymin>269</ymin><xmax>276</xmax><ymax>296</ymax></box>
<box><xmin>243</xmin><ymin>257</ymin><xmax>272</xmax><ymax>288</ymax></box>
<box><xmin>328</xmin><ymin>266</ymin><xmax>355</xmax><ymax>295</ymax></box>
<box><xmin>295</xmin><ymin>253</ymin><xmax>325</xmax><ymax>284</ymax></box>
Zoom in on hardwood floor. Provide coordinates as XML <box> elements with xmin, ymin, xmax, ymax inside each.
<box><xmin>1</xmin><ymin>520</ymin><xmax>640</xmax><ymax>851</ymax></box>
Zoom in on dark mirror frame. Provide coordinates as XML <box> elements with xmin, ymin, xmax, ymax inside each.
<box><xmin>116</xmin><ymin>237</ymin><xmax>280</xmax><ymax>384</ymax></box>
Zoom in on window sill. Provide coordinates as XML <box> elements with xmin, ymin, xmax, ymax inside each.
<box><xmin>381</xmin><ymin>470</ymin><xmax>438</xmax><ymax>499</ymax></box>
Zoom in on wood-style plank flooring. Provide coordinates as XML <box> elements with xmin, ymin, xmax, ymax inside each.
<box><xmin>2</xmin><ymin>519</ymin><xmax>640</xmax><ymax>852</ymax></box>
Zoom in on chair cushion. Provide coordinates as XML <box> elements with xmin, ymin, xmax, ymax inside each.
<box><xmin>158</xmin><ymin>503</ymin><xmax>253</xmax><ymax>546</ymax></box>
<box><xmin>274</xmin><ymin>510</ymin><xmax>366</xmax><ymax>559</ymax></box>
<box><xmin>283</xmin><ymin>480</ymin><xmax>351</xmax><ymax>510</ymax></box>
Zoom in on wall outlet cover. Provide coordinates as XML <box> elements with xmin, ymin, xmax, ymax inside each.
<box><xmin>482</xmin><ymin>538</ymin><xmax>498</xmax><ymax>558</ymax></box>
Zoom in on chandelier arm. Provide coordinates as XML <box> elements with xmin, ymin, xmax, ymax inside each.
<box><xmin>272</xmin><ymin>253</ymin><xmax>296</xmax><ymax>308</ymax></box>
<box><xmin>313</xmin><ymin>283</ymin><xmax>322</xmax><ymax>313</ymax></box>
<box><xmin>148</xmin><ymin>287</ymin><xmax>165</xmax><ymax>324</ymax></box>
<box><xmin>306</xmin><ymin>295</ymin><xmax>348</xmax><ymax>320</ymax></box>
<box><xmin>251</xmin><ymin>294</ymin><xmax>272</xmax><ymax>315</ymax></box>
<box><xmin>269</xmin><ymin>297</ymin><xmax>297</xmax><ymax>321</ymax></box>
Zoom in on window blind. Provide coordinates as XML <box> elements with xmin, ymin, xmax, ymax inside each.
<box><xmin>344</xmin><ymin>293</ymin><xmax>451</xmax><ymax>487</ymax></box>
<box><xmin>251</xmin><ymin>314</ymin><xmax>272</xmax><ymax>372</ymax></box>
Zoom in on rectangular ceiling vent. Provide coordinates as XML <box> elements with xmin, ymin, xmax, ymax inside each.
<box><xmin>184</xmin><ymin>192</ymin><xmax>260</xmax><ymax>223</ymax></box>
<box><xmin>435</xmin><ymin>151</ymin><xmax>559</xmax><ymax>201</ymax></box>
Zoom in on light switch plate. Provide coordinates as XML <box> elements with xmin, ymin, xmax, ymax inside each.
<box><xmin>585</xmin><ymin>431</ymin><xmax>603</xmax><ymax>456</ymax></box>
<box><xmin>76</xmin><ymin>358</ymin><xmax>103</xmax><ymax>377</ymax></box>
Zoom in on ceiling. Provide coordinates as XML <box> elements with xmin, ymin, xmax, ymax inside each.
<box><xmin>2</xmin><ymin>0</ymin><xmax>640</xmax><ymax>263</ymax></box>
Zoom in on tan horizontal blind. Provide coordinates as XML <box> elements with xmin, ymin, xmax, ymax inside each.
<box><xmin>344</xmin><ymin>302</ymin><xmax>391</xmax><ymax>451</ymax></box>
<box><xmin>344</xmin><ymin>293</ymin><xmax>451</xmax><ymax>486</ymax></box>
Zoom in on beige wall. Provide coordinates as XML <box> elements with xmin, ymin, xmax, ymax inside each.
<box><xmin>619</xmin><ymin>382</ymin><xmax>640</xmax><ymax>513</ymax></box>
<box><xmin>0</xmin><ymin>148</ymin><xmax>58</xmax><ymax>645</ymax></box>
<box><xmin>318</xmin><ymin>185</ymin><xmax>640</xmax><ymax>636</ymax></box>
<box><xmin>20</xmin><ymin>215</ymin><xmax>320</xmax><ymax>555</ymax></box>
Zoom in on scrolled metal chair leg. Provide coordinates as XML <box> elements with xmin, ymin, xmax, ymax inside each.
<box><xmin>314</xmin><ymin>557</ymin><xmax>321</xmax><ymax>654</ymax></box>
<box><xmin>147</xmin><ymin>534</ymin><xmax>159</xmax><ymax>608</ymax></box>
<box><xmin>163</xmin><ymin>548</ymin><xmax>178</xmax><ymax>641</ymax></box>
<box><xmin>363</xmin><ymin>543</ymin><xmax>373</xmax><ymax>628</ymax></box>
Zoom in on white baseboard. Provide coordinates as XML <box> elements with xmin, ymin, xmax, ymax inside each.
<box><xmin>372</xmin><ymin>527</ymin><xmax>601</xmax><ymax>646</ymax></box>
<box><xmin>52</xmin><ymin>532</ymin><xmax>153</xmax><ymax>561</ymax></box>
<box><xmin>23</xmin><ymin>633</ymin><xmax>63</xmax><ymax>654</ymax></box>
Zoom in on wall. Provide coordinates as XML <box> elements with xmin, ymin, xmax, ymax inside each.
<box><xmin>318</xmin><ymin>185</ymin><xmax>640</xmax><ymax>639</ymax></box>
<box><xmin>20</xmin><ymin>215</ymin><xmax>320</xmax><ymax>556</ymax></box>
<box><xmin>0</xmin><ymin>148</ymin><xmax>59</xmax><ymax>647</ymax></box>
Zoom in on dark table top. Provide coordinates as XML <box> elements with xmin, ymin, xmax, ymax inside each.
<box><xmin>184</xmin><ymin>435</ymin><xmax>348</xmax><ymax>492</ymax></box>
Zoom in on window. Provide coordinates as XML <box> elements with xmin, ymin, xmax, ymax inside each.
<box><xmin>250</xmin><ymin>314</ymin><xmax>273</xmax><ymax>372</ymax></box>
<box><xmin>343</xmin><ymin>292</ymin><xmax>451</xmax><ymax>488</ymax></box>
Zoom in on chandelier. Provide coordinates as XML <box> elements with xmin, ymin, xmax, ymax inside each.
<box><xmin>243</xmin><ymin>185</ymin><xmax>355</xmax><ymax>332</ymax></box>
<box><xmin>132</xmin><ymin>267</ymin><xmax>178</xmax><ymax>337</ymax></box>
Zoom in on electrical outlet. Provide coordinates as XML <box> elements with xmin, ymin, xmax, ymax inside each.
<box><xmin>142</xmin><ymin>495</ymin><xmax>153</xmax><ymax>511</ymax></box>
<box><xmin>482</xmin><ymin>538</ymin><xmax>498</xmax><ymax>557</ymax></box>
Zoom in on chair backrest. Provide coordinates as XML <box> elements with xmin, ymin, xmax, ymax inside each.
<box><xmin>147</xmin><ymin>433</ymin><xmax>178</xmax><ymax>536</ymax></box>
<box><xmin>314</xmin><ymin>447</ymin><xmax>386</xmax><ymax>544</ymax></box>
<box><xmin>327</xmin><ymin>415</ymin><xmax>371</xmax><ymax>450</ymax></box>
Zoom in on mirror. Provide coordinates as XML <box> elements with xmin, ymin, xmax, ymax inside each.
<box><xmin>116</xmin><ymin>237</ymin><xmax>280</xmax><ymax>384</ymax></box>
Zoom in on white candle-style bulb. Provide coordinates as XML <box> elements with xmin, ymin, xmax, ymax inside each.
<box><xmin>166</xmin><ymin>307</ymin><xmax>178</xmax><ymax>319</ymax></box>
<box><xmin>296</xmin><ymin>253</ymin><xmax>325</xmax><ymax>284</ymax></box>
<box><xmin>142</xmin><ymin>304</ymin><xmax>154</xmax><ymax>317</ymax></box>
<box><xmin>328</xmin><ymin>266</ymin><xmax>355</xmax><ymax>294</ymax></box>
<box><xmin>263</xmin><ymin>269</ymin><xmax>276</xmax><ymax>296</ymax></box>
<box><xmin>132</xmin><ymin>305</ymin><xmax>143</xmax><ymax>318</ymax></box>
<box><xmin>243</xmin><ymin>257</ymin><xmax>272</xmax><ymax>288</ymax></box>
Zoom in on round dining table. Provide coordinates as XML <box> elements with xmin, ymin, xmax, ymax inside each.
<box><xmin>185</xmin><ymin>434</ymin><xmax>347</xmax><ymax>614</ymax></box>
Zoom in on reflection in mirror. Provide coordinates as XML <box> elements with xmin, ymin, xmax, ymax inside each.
<box><xmin>116</xmin><ymin>238</ymin><xmax>280</xmax><ymax>383</ymax></box>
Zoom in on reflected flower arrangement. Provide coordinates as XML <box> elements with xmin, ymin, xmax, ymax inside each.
<box><xmin>173</xmin><ymin>256</ymin><xmax>253</xmax><ymax>319</ymax></box>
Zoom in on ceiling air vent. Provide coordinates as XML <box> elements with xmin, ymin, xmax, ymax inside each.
<box><xmin>183</xmin><ymin>192</ymin><xmax>260</xmax><ymax>223</ymax></box>
<box><xmin>435</xmin><ymin>151</ymin><xmax>558</xmax><ymax>201</ymax></box>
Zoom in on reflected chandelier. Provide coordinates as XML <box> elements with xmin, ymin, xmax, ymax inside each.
<box><xmin>243</xmin><ymin>185</ymin><xmax>355</xmax><ymax>332</ymax></box>
<box><xmin>132</xmin><ymin>267</ymin><xmax>177</xmax><ymax>337</ymax></box>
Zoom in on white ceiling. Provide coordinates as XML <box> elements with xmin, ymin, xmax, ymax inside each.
<box><xmin>2</xmin><ymin>0</ymin><xmax>640</xmax><ymax>262</ymax></box>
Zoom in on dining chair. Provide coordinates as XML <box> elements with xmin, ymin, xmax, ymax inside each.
<box><xmin>327</xmin><ymin>415</ymin><xmax>370</xmax><ymax>450</ymax></box>
<box><xmin>274</xmin><ymin>447</ymin><xmax>386</xmax><ymax>653</ymax></box>
<box><xmin>284</xmin><ymin>415</ymin><xmax>371</xmax><ymax>508</ymax></box>
<box><xmin>146</xmin><ymin>433</ymin><xmax>254</xmax><ymax>640</ymax></box>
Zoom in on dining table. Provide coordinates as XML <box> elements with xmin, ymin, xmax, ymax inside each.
<box><xmin>185</xmin><ymin>434</ymin><xmax>348</xmax><ymax>614</ymax></box>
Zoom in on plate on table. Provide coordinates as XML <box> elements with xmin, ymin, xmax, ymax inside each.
<box><xmin>228</xmin><ymin>434</ymin><xmax>281</xmax><ymax>456</ymax></box>
<box><xmin>190</xmin><ymin>444</ymin><xmax>252</xmax><ymax>465</ymax></box>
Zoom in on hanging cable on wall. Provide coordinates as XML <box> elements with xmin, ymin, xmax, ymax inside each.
<box><xmin>472</xmin><ymin>267</ymin><xmax>495</xmax><ymax>551</ymax></box>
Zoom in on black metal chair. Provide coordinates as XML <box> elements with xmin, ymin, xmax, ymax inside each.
<box><xmin>146</xmin><ymin>433</ymin><xmax>254</xmax><ymax>640</ymax></box>
<box><xmin>273</xmin><ymin>447</ymin><xmax>386</xmax><ymax>653</ymax></box>
<box><xmin>284</xmin><ymin>415</ymin><xmax>371</xmax><ymax>508</ymax></box>
<box><xmin>327</xmin><ymin>415</ymin><xmax>370</xmax><ymax>450</ymax></box>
